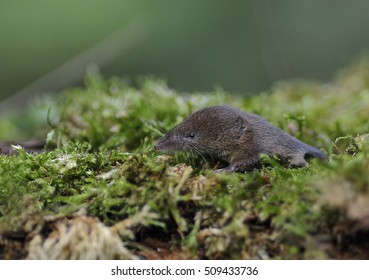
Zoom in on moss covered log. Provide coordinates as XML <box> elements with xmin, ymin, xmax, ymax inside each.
<box><xmin>0</xmin><ymin>58</ymin><xmax>369</xmax><ymax>259</ymax></box>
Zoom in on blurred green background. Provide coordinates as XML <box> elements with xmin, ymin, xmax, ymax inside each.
<box><xmin>1</xmin><ymin>0</ymin><xmax>369</xmax><ymax>109</ymax></box>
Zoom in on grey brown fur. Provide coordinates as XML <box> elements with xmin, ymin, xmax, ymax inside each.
<box><xmin>154</xmin><ymin>105</ymin><xmax>327</xmax><ymax>172</ymax></box>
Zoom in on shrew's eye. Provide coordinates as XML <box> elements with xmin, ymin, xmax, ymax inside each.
<box><xmin>188</xmin><ymin>132</ymin><xmax>195</xmax><ymax>138</ymax></box>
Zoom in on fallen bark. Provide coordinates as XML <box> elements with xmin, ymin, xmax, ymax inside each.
<box><xmin>0</xmin><ymin>140</ymin><xmax>46</xmax><ymax>155</ymax></box>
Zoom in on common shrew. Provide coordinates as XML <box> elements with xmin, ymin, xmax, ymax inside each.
<box><xmin>154</xmin><ymin>105</ymin><xmax>327</xmax><ymax>172</ymax></box>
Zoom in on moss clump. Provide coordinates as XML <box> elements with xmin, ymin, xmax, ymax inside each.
<box><xmin>1</xmin><ymin>58</ymin><xmax>369</xmax><ymax>259</ymax></box>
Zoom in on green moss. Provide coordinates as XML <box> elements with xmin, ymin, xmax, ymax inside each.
<box><xmin>1</xmin><ymin>58</ymin><xmax>369</xmax><ymax>259</ymax></box>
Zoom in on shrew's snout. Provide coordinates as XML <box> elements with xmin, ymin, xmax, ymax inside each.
<box><xmin>154</xmin><ymin>138</ymin><xmax>166</xmax><ymax>150</ymax></box>
<box><xmin>154</xmin><ymin>133</ymin><xmax>184</xmax><ymax>152</ymax></box>
<box><xmin>154</xmin><ymin>141</ymin><xmax>160</xmax><ymax>150</ymax></box>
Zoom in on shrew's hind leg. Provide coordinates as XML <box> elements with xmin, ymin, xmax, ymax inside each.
<box><xmin>224</xmin><ymin>154</ymin><xmax>261</xmax><ymax>172</ymax></box>
<box><xmin>288</xmin><ymin>153</ymin><xmax>308</xmax><ymax>168</ymax></box>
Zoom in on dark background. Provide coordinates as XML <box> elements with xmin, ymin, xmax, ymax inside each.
<box><xmin>1</xmin><ymin>0</ymin><xmax>369</xmax><ymax>107</ymax></box>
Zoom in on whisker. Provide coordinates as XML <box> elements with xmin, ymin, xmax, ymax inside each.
<box><xmin>189</xmin><ymin>143</ymin><xmax>208</xmax><ymax>163</ymax></box>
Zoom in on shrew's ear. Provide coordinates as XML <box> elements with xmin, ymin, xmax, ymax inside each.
<box><xmin>233</xmin><ymin>116</ymin><xmax>250</xmax><ymax>139</ymax></box>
